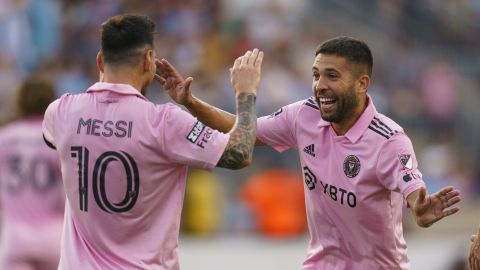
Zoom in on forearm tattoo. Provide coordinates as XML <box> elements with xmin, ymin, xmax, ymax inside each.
<box><xmin>217</xmin><ymin>93</ymin><xmax>256</xmax><ymax>169</ymax></box>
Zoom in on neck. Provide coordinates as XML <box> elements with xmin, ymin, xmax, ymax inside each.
<box><xmin>102</xmin><ymin>68</ymin><xmax>144</xmax><ymax>94</ymax></box>
<box><xmin>331</xmin><ymin>96</ymin><xmax>368</xmax><ymax>136</ymax></box>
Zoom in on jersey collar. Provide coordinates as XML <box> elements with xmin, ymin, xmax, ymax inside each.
<box><xmin>86</xmin><ymin>82</ymin><xmax>147</xmax><ymax>100</ymax></box>
<box><xmin>317</xmin><ymin>95</ymin><xmax>376</xmax><ymax>144</ymax></box>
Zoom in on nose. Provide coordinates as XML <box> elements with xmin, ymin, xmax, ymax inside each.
<box><xmin>313</xmin><ymin>76</ymin><xmax>328</xmax><ymax>95</ymax></box>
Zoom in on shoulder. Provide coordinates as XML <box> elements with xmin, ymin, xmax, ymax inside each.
<box><xmin>367</xmin><ymin>113</ymin><xmax>405</xmax><ymax>141</ymax></box>
<box><xmin>271</xmin><ymin>97</ymin><xmax>319</xmax><ymax>117</ymax></box>
<box><xmin>148</xmin><ymin>102</ymin><xmax>193</xmax><ymax>126</ymax></box>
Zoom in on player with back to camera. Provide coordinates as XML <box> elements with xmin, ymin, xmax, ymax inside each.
<box><xmin>42</xmin><ymin>14</ymin><xmax>263</xmax><ymax>269</ymax></box>
<box><xmin>156</xmin><ymin>36</ymin><xmax>462</xmax><ymax>270</ymax></box>
<box><xmin>0</xmin><ymin>76</ymin><xmax>64</xmax><ymax>270</ymax></box>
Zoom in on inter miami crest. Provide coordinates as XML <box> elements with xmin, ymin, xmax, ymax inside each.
<box><xmin>399</xmin><ymin>154</ymin><xmax>413</xmax><ymax>170</ymax></box>
<box><xmin>343</xmin><ymin>155</ymin><xmax>360</xmax><ymax>178</ymax></box>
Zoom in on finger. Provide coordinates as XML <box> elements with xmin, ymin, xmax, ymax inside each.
<box><xmin>441</xmin><ymin>207</ymin><xmax>459</xmax><ymax>218</ymax></box>
<box><xmin>154</xmin><ymin>74</ymin><xmax>166</xmax><ymax>85</ymax></box>
<box><xmin>475</xmin><ymin>255</ymin><xmax>480</xmax><ymax>270</ymax></box>
<box><xmin>255</xmin><ymin>51</ymin><xmax>264</xmax><ymax>68</ymax></box>
<box><xmin>160</xmin><ymin>59</ymin><xmax>180</xmax><ymax>76</ymax></box>
<box><xmin>233</xmin><ymin>56</ymin><xmax>242</xmax><ymax>70</ymax></box>
<box><xmin>473</xmin><ymin>235</ymin><xmax>478</xmax><ymax>242</ymax></box>
<box><xmin>438</xmin><ymin>186</ymin><xmax>454</xmax><ymax>196</ymax></box>
<box><xmin>249</xmin><ymin>48</ymin><xmax>259</xmax><ymax>66</ymax></box>
<box><xmin>417</xmin><ymin>187</ymin><xmax>427</xmax><ymax>204</ymax></box>
<box><xmin>443</xmin><ymin>190</ymin><xmax>460</xmax><ymax>201</ymax></box>
<box><xmin>444</xmin><ymin>196</ymin><xmax>461</xmax><ymax>208</ymax></box>
<box><xmin>184</xmin><ymin>77</ymin><xmax>194</xmax><ymax>91</ymax></box>
<box><xmin>241</xmin><ymin>50</ymin><xmax>252</xmax><ymax>66</ymax></box>
<box><xmin>473</xmin><ymin>250</ymin><xmax>480</xmax><ymax>270</ymax></box>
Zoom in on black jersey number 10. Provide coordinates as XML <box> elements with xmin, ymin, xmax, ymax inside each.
<box><xmin>70</xmin><ymin>146</ymin><xmax>139</xmax><ymax>213</ymax></box>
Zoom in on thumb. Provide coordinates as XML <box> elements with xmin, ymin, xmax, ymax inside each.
<box><xmin>472</xmin><ymin>235</ymin><xmax>477</xmax><ymax>242</ymax></box>
<box><xmin>417</xmin><ymin>187</ymin><xmax>427</xmax><ymax>204</ymax></box>
<box><xmin>184</xmin><ymin>77</ymin><xmax>193</xmax><ymax>92</ymax></box>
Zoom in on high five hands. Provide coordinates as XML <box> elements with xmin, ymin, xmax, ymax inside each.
<box><xmin>154</xmin><ymin>48</ymin><xmax>264</xmax><ymax>103</ymax></box>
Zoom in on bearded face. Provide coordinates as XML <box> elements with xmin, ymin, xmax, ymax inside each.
<box><xmin>312</xmin><ymin>54</ymin><xmax>365</xmax><ymax>126</ymax></box>
<box><xmin>316</xmin><ymin>83</ymin><xmax>359</xmax><ymax>124</ymax></box>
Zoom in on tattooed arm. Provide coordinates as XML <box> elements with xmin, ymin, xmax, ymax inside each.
<box><xmin>216</xmin><ymin>93</ymin><xmax>256</xmax><ymax>169</ymax></box>
<box><xmin>216</xmin><ymin>49</ymin><xmax>263</xmax><ymax>169</ymax></box>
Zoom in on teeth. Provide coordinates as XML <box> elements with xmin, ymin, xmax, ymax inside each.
<box><xmin>319</xmin><ymin>98</ymin><xmax>336</xmax><ymax>103</ymax></box>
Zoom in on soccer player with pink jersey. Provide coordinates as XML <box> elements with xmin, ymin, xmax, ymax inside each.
<box><xmin>0</xmin><ymin>77</ymin><xmax>64</xmax><ymax>270</ymax></box>
<box><xmin>42</xmin><ymin>14</ymin><xmax>263</xmax><ymax>270</ymax></box>
<box><xmin>156</xmin><ymin>36</ymin><xmax>461</xmax><ymax>269</ymax></box>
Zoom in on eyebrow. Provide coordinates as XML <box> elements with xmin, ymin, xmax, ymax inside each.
<box><xmin>311</xmin><ymin>67</ymin><xmax>340</xmax><ymax>73</ymax></box>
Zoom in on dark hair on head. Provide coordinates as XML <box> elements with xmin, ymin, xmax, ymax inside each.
<box><xmin>101</xmin><ymin>14</ymin><xmax>155</xmax><ymax>66</ymax></box>
<box><xmin>16</xmin><ymin>76</ymin><xmax>56</xmax><ymax>118</ymax></box>
<box><xmin>315</xmin><ymin>36</ymin><xmax>373</xmax><ymax>76</ymax></box>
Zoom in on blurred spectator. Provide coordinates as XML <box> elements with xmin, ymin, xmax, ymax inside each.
<box><xmin>240</xmin><ymin>169</ymin><xmax>306</xmax><ymax>238</ymax></box>
<box><xmin>182</xmin><ymin>169</ymin><xmax>225</xmax><ymax>235</ymax></box>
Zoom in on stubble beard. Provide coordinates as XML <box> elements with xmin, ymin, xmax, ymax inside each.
<box><xmin>320</xmin><ymin>85</ymin><xmax>359</xmax><ymax>124</ymax></box>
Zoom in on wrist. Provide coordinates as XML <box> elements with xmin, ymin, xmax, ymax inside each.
<box><xmin>184</xmin><ymin>95</ymin><xmax>198</xmax><ymax>111</ymax></box>
<box><xmin>235</xmin><ymin>91</ymin><xmax>257</xmax><ymax>97</ymax></box>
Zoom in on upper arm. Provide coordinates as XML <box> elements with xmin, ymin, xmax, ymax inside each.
<box><xmin>256</xmin><ymin>101</ymin><xmax>302</xmax><ymax>152</ymax></box>
<box><xmin>160</xmin><ymin>105</ymin><xmax>230</xmax><ymax>170</ymax></box>
<box><xmin>376</xmin><ymin>133</ymin><xmax>425</xmax><ymax>199</ymax></box>
<box><xmin>42</xmin><ymin>99</ymin><xmax>60</xmax><ymax>149</ymax></box>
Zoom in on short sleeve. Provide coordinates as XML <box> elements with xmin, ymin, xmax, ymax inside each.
<box><xmin>42</xmin><ymin>99</ymin><xmax>60</xmax><ymax>148</ymax></box>
<box><xmin>376</xmin><ymin>133</ymin><xmax>426</xmax><ymax>199</ymax></box>
<box><xmin>161</xmin><ymin>105</ymin><xmax>230</xmax><ymax>170</ymax></box>
<box><xmin>256</xmin><ymin>100</ymin><xmax>303</xmax><ymax>152</ymax></box>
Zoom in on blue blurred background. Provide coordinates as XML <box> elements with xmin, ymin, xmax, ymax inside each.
<box><xmin>1</xmin><ymin>0</ymin><xmax>479</xmax><ymax>269</ymax></box>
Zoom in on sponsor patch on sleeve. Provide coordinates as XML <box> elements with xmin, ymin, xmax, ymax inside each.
<box><xmin>186</xmin><ymin>121</ymin><xmax>206</xmax><ymax>143</ymax></box>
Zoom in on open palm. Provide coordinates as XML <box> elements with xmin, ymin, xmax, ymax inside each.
<box><xmin>154</xmin><ymin>59</ymin><xmax>193</xmax><ymax>106</ymax></box>
<box><xmin>412</xmin><ymin>187</ymin><xmax>460</xmax><ymax>227</ymax></box>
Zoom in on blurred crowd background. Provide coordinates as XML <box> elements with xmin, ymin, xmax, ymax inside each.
<box><xmin>1</xmin><ymin>0</ymin><xmax>479</xmax><ymax>269</ymax></box>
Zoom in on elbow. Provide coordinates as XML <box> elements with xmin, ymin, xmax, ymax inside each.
<box><xmin>229</xmin><ymin>153</ymin><xmax>253</xmax><ymax>170</ymax></box>
<box><xmin>236</xmin><ymin>156</ymin><xmax>252</xmax><ymax>170</ymax></box>
<box><xmin>217</xmin><ymin>148</ymin><xmax>253</xmax><ymax>170</ymax></box>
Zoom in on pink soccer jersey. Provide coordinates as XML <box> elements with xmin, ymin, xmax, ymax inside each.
<box><xmin>42</xmin><ymin>82</ymin><xmax>229</xmax><ymax>270</ymax></box>
<box><xmin>0</xmin><ymin>118</ymin><xmax>64</xmax><ymax>269</ymax></box>
<box><xmin>257</xmin><ymin>96</ymin><xmax>425</xmax><ymax>270</ymax></box>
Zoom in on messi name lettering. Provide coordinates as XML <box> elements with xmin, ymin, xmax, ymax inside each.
<box><xmin>77</xmin><ymin>118</ymin><xmax>133</xmax><ymax>138</ymax></box>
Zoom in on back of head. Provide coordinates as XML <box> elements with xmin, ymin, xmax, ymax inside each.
<box><xmin>101</xmin><ymin>14</ymin><xmax>155</xmax><ymax>67</ymax></box>
<box><xmin>16</xmin><ymin>76</ymin><xmax>56</xmax><ymax>118</ymax></box>
<box><xmin>315</xmin><ymin>36</ymin><xmax>373</xmax><ymax>77</ymax></box>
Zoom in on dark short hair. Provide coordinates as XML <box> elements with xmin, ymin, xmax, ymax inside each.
<box><xmin>100</xmin><ymin>14</ymin><xmax>155</xmax><ymax>66</ymax></box>
<box><xmin>16</xmin><ymin>76</ymin><xmax>56</xmax><ymax>117</ymax></box>
<box><xmin>315</xmin><ymin>36</ymin><xmax>373</xmax><ymax>76</ymax></box>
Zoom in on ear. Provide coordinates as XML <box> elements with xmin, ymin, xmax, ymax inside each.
<box><xmin>143</xmin><ymin>49</ymin><xmax>154</xmax><ymax>72</ymax></box>
<box><xmin>357</xmin><ymin>74</ymin><xmax>370</xmax><ymax>94</ymax></box>
<box><xmin>96</xmin><ymin>51</ymin><xmax>104</xmax><ymax>73</ymax></box>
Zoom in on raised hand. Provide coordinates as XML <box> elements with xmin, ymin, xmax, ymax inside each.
<box><xmin>154</xmin><ymin>59</ymin><xmax>194</xmax><ymax>106</ymax></box>
<box><xmin>411</xmin><ymin>187</ymin><xmax>460</xmax><ymax>227</ymax></box>
<box><xmin>470</xmin><ymin>230</ymin><xmax>480</xmax><ymax>270</ymax></box>
<box><xmin>230</xmin><ymin>48</ymin><xmax>264</xmax><ymax>95</ymax></box>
